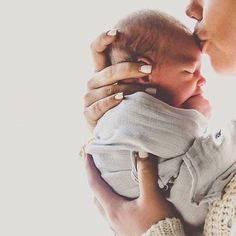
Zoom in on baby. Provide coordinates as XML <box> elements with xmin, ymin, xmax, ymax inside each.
<box><xmin>86</xmin><ymin>10</ymin><xmax>236</xmax><ymax>235</ymax></box>
<box><xmin>110</xmin><ymin>10</ymin><xmax>209</xmax><ymax>117</ymax></box>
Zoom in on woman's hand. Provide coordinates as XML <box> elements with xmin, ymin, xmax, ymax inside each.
<box><xmin>85</xmin><ymin>153</ymin><xmax>175</xmax><ymax>236</ymax></box>
<box><xmin>84</xmin><ymin>30</ymin><xmax>152</xmax><ymax>129</ymax></box>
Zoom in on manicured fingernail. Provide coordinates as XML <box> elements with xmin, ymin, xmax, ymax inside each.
<box><xmin>115</xmin><ymin>92</ymin><xmax>124</xmax><ymax>100</ymax></box>
<box><xmin>107</xmin><ymin>29</ymin><xmax>118</xmax><ymax>36</ymax></box>
<box><xmin>139</xmin><ymin>65</ymin><xmax>152</xmax><ymax>74</ymax></box>
<box><xmin>138</xmin><ymin>151</ymin><xmax>149</xmax><ymax>159</ymax></box>
<box><xmin>145</xmin><ymin>87</ymin><xmax>157</xmax><ymax>95</ymax></box>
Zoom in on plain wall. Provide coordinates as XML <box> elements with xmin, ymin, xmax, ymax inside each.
<box><xmin>1</xmin><ymin>0</ymin><xmax>235</xmax><ymax>235</ymax></box>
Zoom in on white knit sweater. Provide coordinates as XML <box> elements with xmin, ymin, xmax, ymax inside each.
<box><xmin>144</xmin><ymin>174</ymin><xmax>236</xmax><ymax>236</ymax></box>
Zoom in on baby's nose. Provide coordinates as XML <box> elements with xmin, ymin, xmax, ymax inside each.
<box><xmin>197</xmin><ymin>76</ymin><xmax>206</xmax><ymax>86</ymax></box>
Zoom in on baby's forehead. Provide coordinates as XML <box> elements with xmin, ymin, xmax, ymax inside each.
<box><xmin>136</xmin><ymin>24</ymin><xmax>199</xmax><ymax>61</ymax></box>
<box><xmin>166</xmin><ymin>32</ymin><xmax>201</xmax><ymax>62</ymax></box>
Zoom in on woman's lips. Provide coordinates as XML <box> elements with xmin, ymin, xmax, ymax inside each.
<box><xmin>194</xmin><ymin>27</ymin><xmax>208</xmax><ymax>52</ymax></box>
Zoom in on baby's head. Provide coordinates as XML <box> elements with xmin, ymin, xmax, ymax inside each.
<box><xmin>110</xmin><ymin>10</ymin><xmax>189</xmax><ymax>67</ymax></box>
<box><xmin>109</xmin><ymin>10</ymin><xmax>211</xmax><ymax>117</ymax></box>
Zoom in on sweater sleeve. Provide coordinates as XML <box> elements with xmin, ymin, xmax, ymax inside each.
<box><xmin>143</xmin><ymin>174</ymin><xmax>236</xmax><ymax>236</ymax></box>
<box><xmin>143</xmin><ymin>218</ymin><xmax>186</xmax><ymax>236</ymax></box>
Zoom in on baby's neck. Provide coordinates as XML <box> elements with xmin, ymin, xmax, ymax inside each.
<box><xmin>154</xmin><ymin>90</ymin><xmax>178</xmax><ymax>107</ymax></box>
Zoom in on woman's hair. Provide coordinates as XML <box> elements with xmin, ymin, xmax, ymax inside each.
<box><xmin>109</xmin><ymin>9</ymin><xmax>191</xmax><ymax>67</ymax></box>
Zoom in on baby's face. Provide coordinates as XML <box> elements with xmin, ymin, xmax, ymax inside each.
<box><xmin>150</xmin><ymin>32</ymin><xmax>206</xmax><ymax>109</ymax></box>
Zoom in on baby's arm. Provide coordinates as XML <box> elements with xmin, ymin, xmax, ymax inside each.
<box><xmin>182</xmin><ymin>94</ymin><xmax>212</xmax><ymax>119</ymax></box>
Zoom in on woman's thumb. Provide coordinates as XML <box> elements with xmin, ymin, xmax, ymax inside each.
<box><xmin>136</xmin><ymin>152</ymin><xmax>162</xmax><ymax>201</ymax></box>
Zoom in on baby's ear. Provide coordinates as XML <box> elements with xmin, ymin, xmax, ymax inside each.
<box><xmin>137</xmin><ymin>57</ymin><xmax>153</xmax><ymax>84</ymax></box>
<box><xmin>138</xmin><ymin>57</ymin><xmax>152</xmax><ymax>65</ymax></box>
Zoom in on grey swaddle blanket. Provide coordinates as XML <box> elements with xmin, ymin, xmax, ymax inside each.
<box><xmin>86</xmin><ymin>92</ymin><xmax>236</xmax><ymax>232</ymax></box>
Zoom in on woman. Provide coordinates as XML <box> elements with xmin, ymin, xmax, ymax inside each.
<box><xmin>84</xmin><ymin>0</ymin><xmax>236</xmax><ymax>235</ymax></box>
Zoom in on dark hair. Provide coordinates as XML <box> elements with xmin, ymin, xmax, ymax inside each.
<box><xmin>109</xmin><ymin>9</ymin><xmax>190</xmax><ymax>67</ymax></box>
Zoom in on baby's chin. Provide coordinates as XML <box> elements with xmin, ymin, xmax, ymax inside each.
<box><xmin>182</xmin><ymin>94</ymin><xmax>212</xmax><ymax>119</ymax></box>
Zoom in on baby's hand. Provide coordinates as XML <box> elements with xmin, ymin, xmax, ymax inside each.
<box><xmin>183</xmin><ymin>95</ymin><xmax>212</xmax><ymax>118</ymax></box>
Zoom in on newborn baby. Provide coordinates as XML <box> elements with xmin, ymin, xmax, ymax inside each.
<box><xmin>86</xmin><ymin>10</ymin><xmax>236</xmax><ymax>235</ymax></box>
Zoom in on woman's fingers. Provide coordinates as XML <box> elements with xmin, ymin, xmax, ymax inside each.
<box><xmin>136</xmin><ymin>153</ymin><xmax>162</xmax><ymax>202</ymax></box>
<box><xmin>84</xmin><ymin>83</ymin><xmax>145</xmax><ymax>107</ymax></box>
<box><xmin>84</xmin><ymin>93</ymin><xmax>124</xmax><ymax>129</ymax></box>
<box><xmin>90</xmin><ymin>30</ymin><xmax>118</xmax><ymax>72</ymax></box>
<box><xmin>84</xmin><ymin>154</ymin><xmax>123</xmax><ymax>211</ymax></box>
<box><xmin>87</xmin><ymin>62</ymin><xmax>152</xmax><ymax>89</ymax></box>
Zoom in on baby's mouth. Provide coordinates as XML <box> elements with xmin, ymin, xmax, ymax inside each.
<box><xmin>194</xmin><ymin>88</ymin><xmax>204</xmax><ymax>97</ymax></box>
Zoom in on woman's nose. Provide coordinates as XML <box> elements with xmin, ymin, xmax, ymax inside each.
<box><xmin>185</xmin><ymin>1</ymin><xmax>203</xmax><ymax>21</ymax></box>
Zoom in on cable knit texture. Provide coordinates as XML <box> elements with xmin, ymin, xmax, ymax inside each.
<box><xmin>143</xmin><ymin>218</ymin><xmax>185</xmax><ymax>236</ymax></box>
<box><xmin>203</xmin><ymin>174</ymin><xmax>236</xmax><ymax>236</ymax></box>
<box><xmin>143</xmin><ymin>174</ymin><xmax>236</xmax><ymax>236</ymax></box>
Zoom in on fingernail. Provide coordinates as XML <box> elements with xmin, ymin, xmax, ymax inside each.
<box><xmin>139</xmin><ymin>65</ymin><xmax>152</xmax><ymax>74</ymax></box>
<box><xmin>145</xmin><ymin>87</ymin><xmax>157</xmax><ymax>95</ymax></box>
<box><xmin>138</xmin><ymin>151</ymin><xmax>149</xmax><ymax>159</ymax></box>
<box><xmin>107</xmin><ymin>29</ymin><xmax>118</xmax><ymax>36</ymax></box>
<box><xmin>114</xmin><ymin>92</ymin><xmax>124</xmax><ymax>100</ymax></box>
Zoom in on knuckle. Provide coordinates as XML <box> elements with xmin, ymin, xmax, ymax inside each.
<box><xmin>83</xmin><ymin>107</ymin><xmax>89</xmax><ymax>118</ymax></box>
<box><xmin>91</xmin><ymin>33</ymin><xmax>107</xmax><ymax>53</ymax></box>
<box><xmin>87</xmin><ymin>78</ymin><xmax>94</xmax><ymax>89</ymax></box>
<box><xmin>86</xmin><ymin>80</ymin><xmax>91</xmax><ymax>89</ymax></box>
<box><xmin>83</xmin><ymin>92</ymin><xmax>91</xmax><ymax>104</ymax></box>
<box><xmin>138</xmin><ymin>166</ymin><xmax>150</xmax><ymax>176</ymax></box>
<box><xmin>105</xmin><ymin>96</ymin><xmax>116</xmax><ymax>107</ymax></box>
<box><xmin>104</xmin><ymin>66</ymin><xmax>113</xmax><ymax>80</ymax></box>
<box><xmin>138</xmin><ymin>160</ymin><xmax>154</xmax><ymax>173</ymax></box>
<box><xmin>94</xmin><ymin>101</ymin><xmax>104</xmax><ymax>115</ymax></box>
<box><xmin>83</xmin><ymin>107</ymin><xmax>97</xmax><ymax>129</ymax></box>
<box><xmin>104</xmin><ymin>85</ymin><xmax>115</xmax><ymax>96</ymax></box>
<box><xmin>100</xmin><ymin>32</ymin><xmax>107</xmax><ymax>41</ymax></box>
<box><xmin>123</xmin><ymin>62</ymin><xmax>133</xmax><ymax>74</ymax></box>
<box><xmin>83</xmin><ymin>107</ymin><xmax>93</xmax><ymax>122</ymax></box>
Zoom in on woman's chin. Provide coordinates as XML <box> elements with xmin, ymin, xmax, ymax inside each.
<box><xmin>210</xmin><ymin>53</ymin><xmax>236</xmax><ymax>76</ymax></box>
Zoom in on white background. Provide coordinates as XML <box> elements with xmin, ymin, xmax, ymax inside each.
<box><xmin>1</xmin><ymin>0</ymin><xmax>235</xmax><ymax>235</ymax></box>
